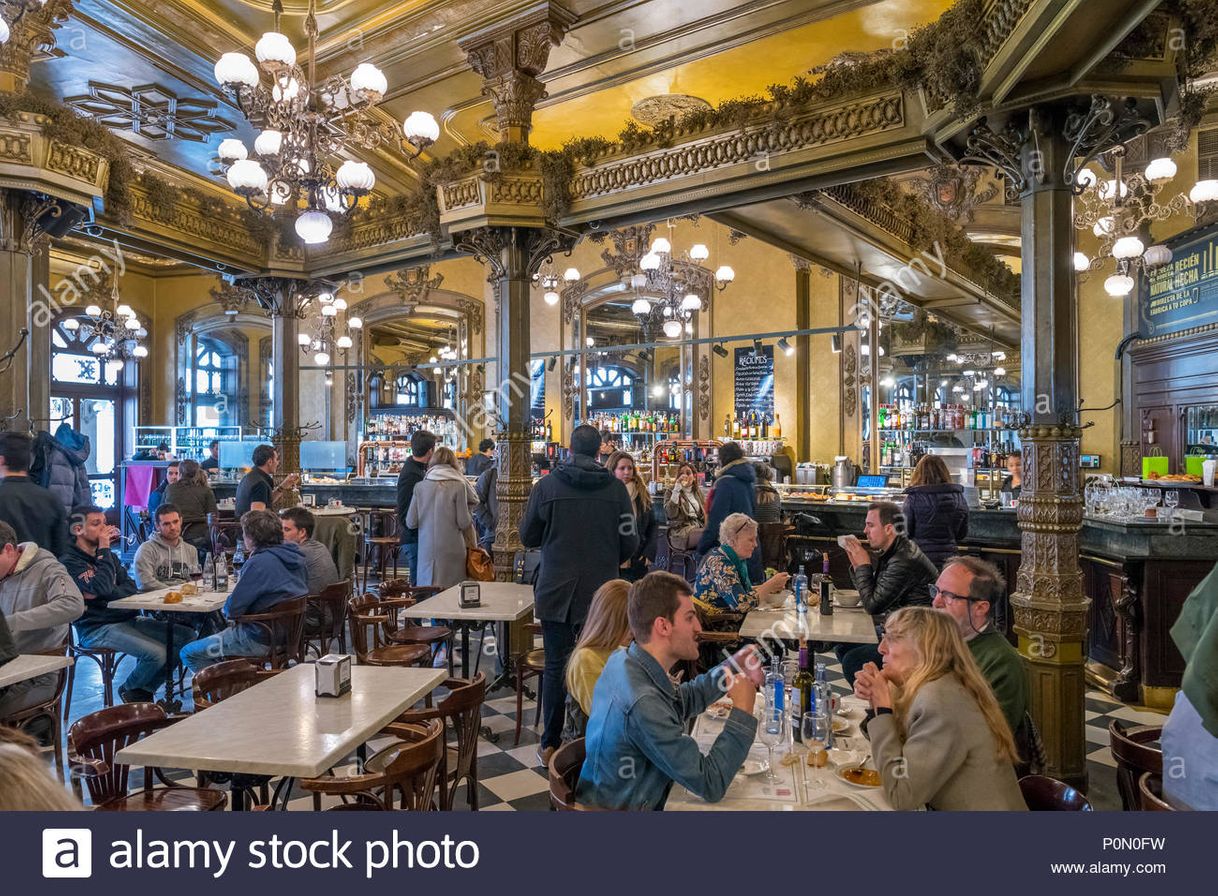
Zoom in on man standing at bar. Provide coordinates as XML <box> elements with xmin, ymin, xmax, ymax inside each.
<box><xmin>521</xmin><ymin>424</ymin><xmax>637</xmax><ymax>767</ymax></box>
<box><xmin>200</xmin><ymin>440</ymin><xmax>221</xmax><ymax>472</ymax></box>
<box><xmin>395</xmin><ymin>430</ymin><xmax>435</xmax><ymax>585</ymax></box>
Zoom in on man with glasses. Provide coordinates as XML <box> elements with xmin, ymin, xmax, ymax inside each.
<box><xmin>931</xmin><ymin>556</ymin><xmax>1027</xmax><ymax>736</ymax></box>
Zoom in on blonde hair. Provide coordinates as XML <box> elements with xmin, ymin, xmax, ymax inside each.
<box><xmin>428</xmin><ymin>446</ymin><xmax>462</xmax><ymax>472</ymax></box>
<box><xmin>565</xmin><ymin>579</ymin><xmax>631</xmax><ymax>693</ymax></box>
<box><xmin>605</xmin><ymin>449</ymin><xmax>651</xmax><ymax>513</ymax></box>
<box><xmin>0</xmin><ymin>741</ymin><xmax>82</xmax><ymax>810</ymax></box>
<box><xmin>719</xmin><ymin>511</ymin><xmax>757</xmax><ymax>548</ymax></box>
<box><xmin>882</xmin><ymin>606</ymin><xmax>1019</xmax><ymax>764</ymax></box>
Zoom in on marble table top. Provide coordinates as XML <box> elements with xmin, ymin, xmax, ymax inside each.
<box><xmin>739</xmin><ymin>601</ymin><xmax>877</xmax><ymax>645</ymax></box>
<box><xmin>0</xmin><ymin>654</ymin><xmax>74</xmax><ymax>689</ymax></box>
<box><xmin>114</xmin><ymin>664</ymin><xmax>445</xmax><ymax>778</ymax></box>
<box><xmin>109</xmin><ymin>587</ymin><xmax>229</xmax><ymax>615</ymax></box>
<box><xmin>399</xmin><ymin>581</ymin><xmax>535</xmax><ymax>622</ymax></box>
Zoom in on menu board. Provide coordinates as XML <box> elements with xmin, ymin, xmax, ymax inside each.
<box><xmin>734</xmin><ymin>345</ymin><xmax>774</xmax><ymax>419</ymax></box>
<box><xmin>1140</xmin><ymin>227</ymin><xmax>1218</xmax><ymax>337</ymax></box>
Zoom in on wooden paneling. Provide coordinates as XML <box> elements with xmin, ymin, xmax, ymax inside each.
<box><xmin>1129</xmin><ymin>330</ymin><xmax>1218</xmax><ymax>472</ymax></box>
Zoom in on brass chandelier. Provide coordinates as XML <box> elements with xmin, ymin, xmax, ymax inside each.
<box><xmin>627</xmin><ymin>222</ymin><xmax>734</xmax><ymax>339</ymax></box>
<box><xmin>213</xmin><ymin>0</ymin><xmax>439</xmax><ymax>245</ymax></box>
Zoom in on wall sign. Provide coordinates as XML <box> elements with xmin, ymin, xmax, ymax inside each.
<box><xmin>734</xmin><ymin>345</ymin><xmax>774</xmax><ymax>420</ymax></box>
<box><xmin>530</xmin><ymin>359</ymin><xmax>545</xmax><ymax>420</ymax></box>
<box><xmin>1140</xmin><ymin>226</ymin><xmax>1218</xmax><ymax>337</ymax></box>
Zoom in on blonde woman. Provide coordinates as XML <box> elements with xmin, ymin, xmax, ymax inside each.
<box><xmin>406</xmin><ymin>446</ymin><xmax>478</xmax><ymax>588</ymax></box>
<box><xmin>693</xmin><ymin>513</ymin><xmax>789</xmax><ymax>624</ymax></box>
<box><xmin>664</xmin><ymin>462</ymin><xmax>705</xmax><ymax>550</ymax></box>
<box><xmin>562</xmin><ymin>578</ymin><xmax>632</xmax><ymax>741</ymax></box>
<box><xmin>0</xmin><ymin>730</ymin><xmax>81</xmax><ymax>810</ymax></box>
<box><xmin>854</xmin><ymin>606</ymin><xmax>1026</xmax><ymax>810</ymax></box>
<box><xmin>606</xmin><ymin>450</ymin><xmax>656</xmax><ymax>581</ymax></box>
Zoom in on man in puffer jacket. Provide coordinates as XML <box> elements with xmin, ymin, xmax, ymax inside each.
<box><xmin>31</xmin><ymin>426</ymin><xmax>92</xmax><ymax>516</ymax></box>
<box><xmin>0</xmin><ymin>520</ymin><xmax>84</xmax><ymax>717</ymax></box>
<box><xmin>179</xmin><ymin>509</ymin><xmax>308</xmax><ymax>673</ymax></box>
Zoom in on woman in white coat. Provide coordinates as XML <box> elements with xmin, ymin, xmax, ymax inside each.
<box><xmin>406</xmin><ymin>446</ymin><xmax>479</xmax><ymax>588</ymax></box>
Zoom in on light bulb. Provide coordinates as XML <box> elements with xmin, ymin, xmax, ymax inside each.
<box><xmin>1104</xmin><ymin>274</ymin><xmax>1135</xmax><ymax>297</ymax></box>
<box><xmin>314</xmin><ymin>351</ymin><xmax>330</xmax><ymax>366</ymax></box>
<box><xmin>333</xmin><ymin>298</ymin><xmax>347</xmax><ymax>311</ymax></box>
<box><xmin>1073</xmin><ymin>251</ymin><xmax>1090</xmax><ymax>272</ymax></box>
<box><xmin>336</xmin><ymin>335</ymin><xmax>353</xmax><ymax>349</ymax></box>
<box><xmin>1145</xmin><ymin>157</ymin><xmax>1177</xmax><ymax>183</ymax></box>
<box><xmin>217</xmin><ymin>139</ymin><xmax>248</xmax><ymax>162</ymax></box>
<box><xmin>563</xmin><ymin>267</ymin><xmax>581</xmax><ymax>282</ymax></box>
<box><xmin>320</xmin><ymin>304</ymin><xmax>338</xmax><ymax>316</ymax></box>
<box><xmin>133</xmin><ymin>345</ymin><xmax>149</xmax><ymax>358</ymax></box>
<box><xmin>254</xmin><ymin>130</ymin><xmax>282</xmax><ymax>157</ymax></box>
<box><xmin>214</xmin><ymin>52</ymin><xmax>259</xmax><ymax>88</ymax></box>
<box><xmin>349</xmin><ymin>62</ymin><xmax>387</xmax><ymax>98</ymax></box>
<box><xmin>90</xmin><ymin>341</ymin><xmax>108</xmax><ymax>354</ymax></box>
<box><xmin>347</xmin><ymin>316</ymin><xmax>363</xmax><ymax>329</ymax></box>
<box><xmin>681</xmin><ymin>293</ymin><xmax>701</xmax><ymax>311</ymax></box>
<box><xmin>640</xmin><ymin>253</ymin><xmax>661</xmax><ymax>271</ymax></box>
<box><xmin>661</xmin><ymin>304</ymin><xmax>673</xmax><ymax>317</ymax></box>
<box><xmin>1190</xmin><ymin>180</ymin><xmax>1218</xmax><ymax>203</ymax></box>
<box><xmin>297</xmin><ymin>333</ymin><xmax>311</xmax><ymax>346</ymax></box>
<box><xmin>255</xmin><ymin>32</ymin><xmax>296</xmax><ymax>67</ymax></box>
<box><xmin>62</xmin><ymin>317</ymin><xmax>79</xmax><ymax>331</ymax></box>
<box><xmin>994</xmin><ymin>367</ymin><xmax>1006</xmax><ymax>376</ymax></box>
<box><xmin>652</xmin><ymin>384</ymin><xmax>665</xmax><ymax>398</ymax></box>
<box><xmin>403</xmin><ymin>111</ymin><xmax>440</xmax><ymax>144</ymax></box>
<box><xmin>85</xmin><ymin>304</ymin><xmax>102</xmax><ymax>317</ymax></box>
<box><xmin>585</xmin><ymin>337</ymin><xmax>595</xmax><ymax>347</ymax></box>
<box><xmin>689</xmin><ymin>243</ymin><xmax>709</xmax><ymax>261</ymax></box>
<box><xmin>881</xmin><ymin>377</ymin><xmax>895</xmax><ymax>388</ymax></box>
<box><xmin>1112</xmin><ymin>236</ymin><xmax>1145</xmax><ymax>260</ymax></box>
<box><xmin>543</xmin><ymin>291</ymin><xmax>560</xmax><ymax>306</ymax></box>
<box><xmin>125</xmin><ymin>317</ymin><xmax>141</xmax><ymax>330</ymax></box>
<box><xmin>115</xmin><ymin>304</ymin><xmax>133</xmax><ymax>317</ymax></box>
<box><xmin>715</xmin><ymin>265</ymin><xmax>735</xmax><ymax>283</ymax></box>
<box><xmin>295</xmin><ymin>210</ymin><xmax>333</xmax><ymax>245</ymax></box>
<box><xmin>662</xmin><ymin>319</ymin><xmax>682</xmax><ymax>338</ymax></box>
<box><xmin>650</xmin><ymin>237</ymin><xmax>671</xmax><ymax>254</ymax></box>
<box><xmin>631</xmin><ymin>298</ymin><xmax>652</xmax><ymax>316</ymax></box>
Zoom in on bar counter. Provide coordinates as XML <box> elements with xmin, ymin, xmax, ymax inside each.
<box><xmin>211</xmin><ymin>480</ymin><xmax>399</xmax><ymax>506</ymax></box>
<box><xmin>781</xmin><ymin>496</ymin><xmax>1218</xmax><ymax>708</ymax></box>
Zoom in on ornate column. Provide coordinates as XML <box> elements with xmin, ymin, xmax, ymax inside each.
<box><xmin>963</xmin><ymin>98</ymin><xmax>1147</xmax><ymax>787</ymax></box>
<box><xmin>0</xmin><ymin>189</ymin><xmax>57</xmax><ymax>428</ymax></box>
<box><xmin>458</xmin><ymin>2</ymin><xmax>576</xmax><ymax>145</ymax></box>
<box><xmin>0</xmin><ymin>0</ymin><xmax>71</xmax><ymax>94</ymax></box>
<box><xmin>244</xmin><ymin>277</ymin><xmax>309</xmax><ymax>471</ymax></box>
<box><xmin>793</xmin><ymin>257</ymin><xmax>812</xmax><ymax>462</ymax></box>
<box><xmin>456</xmin><ymin>226</ymin><xmax>578</xmax><ymax>582</ymax></box>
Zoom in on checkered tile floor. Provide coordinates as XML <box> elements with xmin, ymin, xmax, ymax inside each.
<box><xmin>47</xmin><ymin>628</ymin><xmax>1146</xmax><ymax>811</ymax></box>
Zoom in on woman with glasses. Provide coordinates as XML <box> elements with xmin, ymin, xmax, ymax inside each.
<box><xmin>693</xmin><ymin>513</ymin><xmax>790</xmax><ymax>627</ymax></box>
<box><xmin>854</xmin><ymin>606</ymin><xmax>1026</xmax><ymax>810</ymax></box>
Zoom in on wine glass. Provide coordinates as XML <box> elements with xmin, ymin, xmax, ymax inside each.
<box><xmin>1165</xmin><ymin>490</ymin><xmax>1180</xmax><ymax>516</ymax></box>
<box><xmin>802</xmin><ymin>711</ymin><xmax>830</xmax><ymax>790</ymax></box>
<box><xmin>756</xmin><ymin>707</ymin><xmax>786</xmax><ymax>783</ymax></box>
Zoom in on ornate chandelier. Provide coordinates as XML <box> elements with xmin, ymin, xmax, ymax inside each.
<box><xmin>63</xmin><ymin>278</ymin><xmax>148</xmax><ymax>368</ymax></box>
<box><xmin>212</xmin><ymin>0</ymin><xmax>439</xmax><ymax>245</ymax></box>
<box><xmin>535</xmin><ymin>261</ymin><xmax>581</xmax><ymax>306</ymax></box>
<box><xmin>626</xmin><ymin>224</ymin><xmax>734</xmax><ymax>339</ymax></box>
<box><xmin>298</xmin><ymin>289</ymin><xmax>361</xmax><ymax>368</ymax></box>
<box><xmin>1072</xmin><ymin>144</ymin><xmax>1215</xmax><ymax>297</ymax></box>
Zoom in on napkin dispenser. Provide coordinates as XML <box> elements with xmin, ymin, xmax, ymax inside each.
<box><xmin>459</xmin><ymin>580</ymin><xmax>481</xmax><ymax>608</ymax></box>
<box><xmin>315</xmin><ymin>654</ymin><xmax>352</xmax><ymax>697</ymax></box>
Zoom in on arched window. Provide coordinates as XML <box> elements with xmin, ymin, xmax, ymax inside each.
<box><xmin>586</xmin><ymin>365</ymin><xmax>635</xmax><ymax>410</ymax></box>
<box><xmin>49</xmin><ymin>316</ymin><xmax>134</xmax><ymax>510</ymax></box>
<box><xmin>190</xmin><ymin>337</ymin><xmax>236</xmax><ymax>426</ymax></box>
<box><xmin>395</xmin><ymin>374</ymin><xmax>426</xmax><ymax>407</ymax></box>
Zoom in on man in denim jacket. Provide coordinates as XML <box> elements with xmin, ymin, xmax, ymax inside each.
<box><xmin>577</xmin><ymin>571</ymin><xmax>763</xmax><ymax>810</ymax></box>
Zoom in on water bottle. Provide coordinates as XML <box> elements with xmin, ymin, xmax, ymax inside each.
<box><xmin>792</xmin><ymin>569</ymin><xmax>809</xmax><ymax>615</ymax></box>
<box><xmin>232</xmin><ymin>542</ymin><xmax>245</xmax><ymax>586</ymax></box>
<box><xmin>815</xmin><ymin>662</ymin><xmax>834</xmax><ymax>749</ymax></box>
<box><xmin>765</xmin><ymin>653</ymin><xmax>784</xmax><ymax>717</ymax></box>
<box><xmin>201</xmin><ymin>552</ymin><xmax>215</xmax><ymax>591</ymax></box>
<box><xmin>214</xmin><ymin>553</ymin><xmax>228</xmax><ymax>593</ymax></box>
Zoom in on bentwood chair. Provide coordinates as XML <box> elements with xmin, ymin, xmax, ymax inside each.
<box><xmin>547</xmin><ymin>737</ymin><xmax>606</xmax><ymax>811</ymax></box>
<box><xmin>1109</xmin><ymin>719</ymin><xmax>1163</xmax><ymax>811</ymax></box>
<box><xmin>513</xmin><ymin>622</ymin><xmax>545</xmax><ymax>746</ymax></box>
<box><xmin>396</xmin><ymin>674</ymin><xmax>487</xmax><ymax>810</ymax></box>
<box><xmin>1</xmin><ymin>644</ymin><xmax>71</xmax><ymax>780</ymax></box>
<box><xmin>64</xmin><ymin>625</ymin><xmax>125</xmax><ymax>725</ymax></box>
<box><xmin>191</xmin><ymin>659</ymin><xmax>280</xmax><ymax>711</ymax></box>
<box><xmin>1138</xmin><ymin>772</ymin><xmax>1178</xmax><ymax>811</ymax></box>
<box><xmin>67</xmin><ymin>703</ymin><xmax>227</xmax><ymax>811</ymax></box>
<box><xmin>360</xmin><ymin>509</ymin><xmax>400</xmax><ymax>592</ymax></box>
<box><xmin>347</xmin><ymin>594</ymin><xmax>432</xmax><ymax>669</ymax></box>
<box><xmin>305</xmin><ymin>579</ymin><xmax>353</xmax><ymax>658</ymax></box>
<box><xmin>378</xmin><ymin>581</ymin><xmax>454</xmax><ymax>670</ymax></box>
<box><xmin>657</xmin><ymin>525</ymin><xmax>698</xmax><ymax>583</ymax></box>
<box><xmin>1018</xmin><ymin>774</ymin><xmax>1093</xmax><ymax>811</ymax></box>
<box><xmin>232</xmin><ymin>596</ymin><xmax>308</xmax><ymax>670</ymax></box>
<box><xmin>299</xmin><ymin>719</ymin><xmax>444</xmax><ymax>811</ymax></box>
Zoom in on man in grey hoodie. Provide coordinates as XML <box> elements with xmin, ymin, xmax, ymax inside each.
<box><xmin>133</xmin><ymin>503</ymin><xmax>200</xmax><ymax>591</ymax></box>
<box><xmin>0</xmin><ymin>520</ymin><xmax>84</xmax><ymax>717</ymax></box>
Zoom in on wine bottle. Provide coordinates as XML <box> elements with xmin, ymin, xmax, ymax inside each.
<box><xmin>773</xmin><ymin>413</ymin><xmax>783</xmax><ymax>440</ymax></box>
<box><xmin>820</xmin><ymin>552</ymin><xmax>833</xmax><ymax>616</ymax></box>
<box><xmin>792</xmin><ymin>640</ymin><xmax>814</xmax><ymax>743</ymax></box>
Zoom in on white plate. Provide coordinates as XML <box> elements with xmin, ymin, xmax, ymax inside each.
<box><xmin>740</xmin><ymin>759</ymin><xmax>770</xmax><ymax>776</ymax></box>
<box><xmin>837</xmin><ymin>766</ymin><xmax>882</xmax><ymax>789</ymax></box>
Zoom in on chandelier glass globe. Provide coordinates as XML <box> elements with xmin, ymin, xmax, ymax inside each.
<box><xmin>226</xmin><ymin>159</ymin><xmax>268</xmax><ymax>194</ymax></box>
<box><xmin>1073</xmin><ymin>252</ymin><xmax>1090</xmax><ymax>272</ymax></box>
<box><xmin>255</xmin><ymin>32</ymin><xmax>296</xmax><ymax>67</ymax></box>
<box><xmin>214</xmin><ymin>52</ymin><xmax>259</xmax><ymax>88</ymax></box>
<box><xmin>1145</xmin><ymin>158</ymin><xmax>1178</xmax><ymax>183</ymax></box>
<box><xmin>349</xmin><ymin>63</ymin><xmax>387</xmax><ymax>98</ymax></box>
<box><xmin>254</xmin><ymin>130</ymin><xmax>283</xmax><ymax>157</ymax></box>
<box><xmin>631</xmin><ymin>298</ymin><xmax>652</xmax><ymax>316</ymax></box>
<box><xmin>404</xmin><ymin>111</ymin><xmax>440</xmax><ymax>144</ymax></box>
<box><xmin>336</xmin><ymin>160</ymin><xmax>376</xmax><ymax>192</ymax></box>
<box><xmin>295</xmin><ymin>210</ymin><xmax>333</xmax><ymax>245</ymax></box>
<box><xmin>680</xmin><ymin>293</ymin><xmax>701</xmax><ymax>312</ymax></box>
<box><xmin>662</xmin><ymin>319</ymin><xmax>682</xmax><ymax>338</ymax></box>
<box><xmin>543</xmin><ymin>291</ymin><xmax>559</xmax><ymax>306</ymax></box>
<box><xmin>218</xmin><ymin>139</ymin><xmax>248</xmax><ymax>162</ymax></box>
<box><xmin>1104</xmin><ymin>274</ymin><xmax>1135</xmax><ymax>297</ymax></box>
<box><xmin>1111</xmin><ymin>236</ymin><xmax>1145</xmax><ymax>260</ymax></box>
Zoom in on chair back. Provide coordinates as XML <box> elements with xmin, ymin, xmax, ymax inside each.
<box><xmin>1018</xmin><ymin>774</ymin><xmax>1093</xmax><ymax>811</ymax></box>
<box><xmin>347</xmin><ymin>593</ymin><xmax>410</xmax><ymax>661</ymax></box>
<box><xmin>437</xmin><ymin>674</ymin><xmax>487</xmax><ymax>791</ymax></box>
<box><xmin>1109</xmin><ymin>720</ymin><xmax>1163</xmax><ymax>811</ymax></box>
<box><xmin>233</xmin><ymin>595</ymin><xmax>308</xmax><ymax>669</ymax></box>
<box><xmin>380</xmin><ymin>580</ymin><xmax>441</xmax><ymax>601</ymax></box>
<box><xmin>548</xmin><ymin>737</ymin><xmax>595</xmax><ymax>811</ymax></box>
<box><xmin>365</xmin><ymin>719</ymin><xmax>445</xmax><ymax>810</ymax></box>
<box><xmin>1138</xmin><ymin>772</ymin><xmax>1177</xmax><ymax>811</ymax></box>
<box><xmin>363</xmin><ymin>509</ymin><xmax>398</xmax><ymax>543</ymax></box>
<box><xmin>191</xmin><ymin>659</ymin><xmax>265</xmax><ymax>710</ymax></box>
<box><xmin>207</xmin><ymin>512</ymin><xmax>241</xmax><ymax>556</ymax></box>
<box><xmin>66</xmin><ymin>703</ymin><xmax>169</xmax><ymax>805</ymax></box>
<box><xmin>307</xmin><ymin>579</ymin><xmax>351</xmax><ymax>654</ymax></box>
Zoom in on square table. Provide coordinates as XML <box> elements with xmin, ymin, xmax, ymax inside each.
<box><xmin>115</xmin><ymin>664</ymin><xmax>445</xmax><ymax>809</ymax></box>
<box><xmin>108</xmin><ymin>586</ymin><xmax>230</xmax><ymax>711</ymax></box>
<box><xmin>0</xmin><ymin>654</ymin><xmax>74</xmax><ymax>689</ymax></box>
<box><xmin>399</xmin><ymin>582</ymin><xmax>534</xmax><ymax>680</ymax></box>
<box><xmin>739</xmin><ymin>597</ymin><xmax>878</xmax><ymax>645</ymax></box>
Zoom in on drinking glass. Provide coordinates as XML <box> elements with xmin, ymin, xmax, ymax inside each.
<box><xmin>802</xmin><ymin>711</ymin><xmax>830</xmax><ymax>790</ymax></box>
<box><xmin>1165</xmin><ymin>490</ymin><xmax>1180</xmax><ymax>515</ymax></box>
<box><xmin>757</xmin><ymin>707</ymin><xmax>786</xmax><ymax>783</ymax></box>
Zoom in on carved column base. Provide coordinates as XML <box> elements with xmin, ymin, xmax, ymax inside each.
<box><xmin>271</xmin><ymin>430</ymin><xmax>303</xmax><ymax>478</ymax></box>
<box><xmin>492</xmin><ymin>430</ymin><xmax>532</xmax><ymax>582</ymax></box>
<box><xmin>1010</xmin><ymin>424</ymin><xmax>1090</xmax><ymax>789</ymax></box>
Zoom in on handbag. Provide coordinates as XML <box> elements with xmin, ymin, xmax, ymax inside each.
<box><xmin>466</xmin><ymin>546</ymin><xmax>494</xmax><ymax>581</ymax></box>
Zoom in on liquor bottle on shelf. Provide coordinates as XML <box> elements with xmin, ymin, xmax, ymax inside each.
<box><xmin>731</xmin><ymin>415</ymin><xmax>741</xmax><ymax>439</ymax></box>
<box><xmin>772</xmin><ymin>413</ymin><xmax>782</xmax><ymax>440</ymax></box>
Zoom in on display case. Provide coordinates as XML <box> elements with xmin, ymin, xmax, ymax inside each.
<box><xmin>133</xmin><ymin>425</ymin><xmax>247</xmax><ymax>460</ymax></box>
<box><xmin>357</xmin><ymin>441</ymin><xmax>411</xmax><ymax>479</ymax></box>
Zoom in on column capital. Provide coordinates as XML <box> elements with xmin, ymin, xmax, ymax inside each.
<box><xmin>0</xmin><ymin>189</ymin><xmax>62</xmax><ymax>255</ymax></box>
<box><xmin>458</xmin><ymin>2</ymin><xmax>577</xmax><ymax>145</ymax></box>
<box><xmin>0</xmin><ymin>0</ymin><xmax>72</xmax><ymax>94</ymax></box>
<box><xmin>237</xmin><ymin>276</ymin><xmax>314</xmax><ymax>319</ymax></box>
<box><xmin>453</xmin><ymin>225</ymin><xmax>580</xmax><ymax>284</ymax></box>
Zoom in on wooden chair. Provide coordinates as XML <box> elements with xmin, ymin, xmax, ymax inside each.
<box><xmin>64</xmin><ymin>625</ymin><xmax>125</xmax><ymax>724</ymax></box>
<box><xmin>347</xmin><ymin>594</ymin><xmax>432</xmax><ymax>668</ymax></box>
<box><xmin>305</xmin><ymin>579</ymin><xmax>352</xmax><ymax>658</ymax></box>
<box><xmin>378</xmin><ymin>581</ymin><xmax>454</xmax><ymax>668</ymax></box>
<box><xmin>191</xmin><ymin>659</ymin><xmax>269</xmax><ymax>711</ymax></box>
<box><xmin>1109</xmin><ymin>719</ymin><xmax>1163</xmax><ymax>811</ymax></box>
<box><xmin>360</xmin><ymin>509</ymin><xmax>400</xmax><ymax>592</ymax></box>
<box><xmin>1</xmin><ymin>644</ymin><xmax>71</xmax><ymax>780</ymax></box>
<box><xmin>514</xmin><ymin>622</ymin><xmax>545</xmax><ymax>746</ymax></box>
<box><xmin>233</xmin><ymin>595</ymin><xmax>308</xmax><ymax>669</ymax></box>
<box><xmin>298</xmin><ymin>719</ymin><xmax>444</xmax><ymax>811</ymax></box>
<box><xmin>67</xmin><ymin>703</ymin><xmax>226</xmax><ymax>810</ymax></box>
<box><xmin>1138</xmin><ymin>771</ymin><xmax>1178</xmax><ymax>811</ymax></box>
<box><xmin>206</xmin><ymin>511</ymin><xmax>241</xmax><ymax>558</ymax></box>
<box><xmin>657</xmin><ymin>525</ymin><xmax>698</xmax><ymax>583</ymax></box>
<box><xmin>397</xmin><ymin>674</ymin><xmax>486</xmax><ymax>810</ymax></box>
<box><xmin>1018</xmin><ymin>774</ymin><xmax>1093</xmax><ymax>811</ymax></box>
<box><xmin>548</xmin><ymin>737</ymin><xmax>605</xmax><ymax>811</ymax></box>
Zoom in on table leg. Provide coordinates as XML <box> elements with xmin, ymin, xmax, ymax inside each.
<box><xmin>459</xmin><ymin>623</ymin><xmax>471</xmax><ymax>680</ymax></box>
<box><xmin>158</xmin><ymin>618</ymin><xmax>182</xmax><ymax>714</ymax></box>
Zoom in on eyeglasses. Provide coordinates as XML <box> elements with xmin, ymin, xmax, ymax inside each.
<box><xmin>927</xmin><ymin>584</ymin><xmax>976</xmax><ymax>603</ymax></box>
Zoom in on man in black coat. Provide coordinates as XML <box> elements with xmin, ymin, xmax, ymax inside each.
<box><xmin>838</xmin><ymin>500</ymin><xmax>938</xmax><ymax>684</ymax></box>
<box><xmin>395</xmin><ymin>429</ymin><xmax>435</xmax><ymax>585</ymax></box>
<box><xmin>0</xmin><ymin>431</ymin><xmax>68</xmax><ymax>557</ymax></box>
<box><xmin>520</xmin><ymin>424</ymin><xmax>637</xmax><ymax>763</ymax></box>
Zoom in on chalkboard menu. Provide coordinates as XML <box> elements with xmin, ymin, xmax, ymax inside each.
<box><xmin>1140</xmin><ymin>227</ymin><xmax>1218</xmax><ymax>337</ymax></box>
<box><xmin>734</xmin><ymin>345</ymin><xmax>774</xmax><ymax>420</ymax></box>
